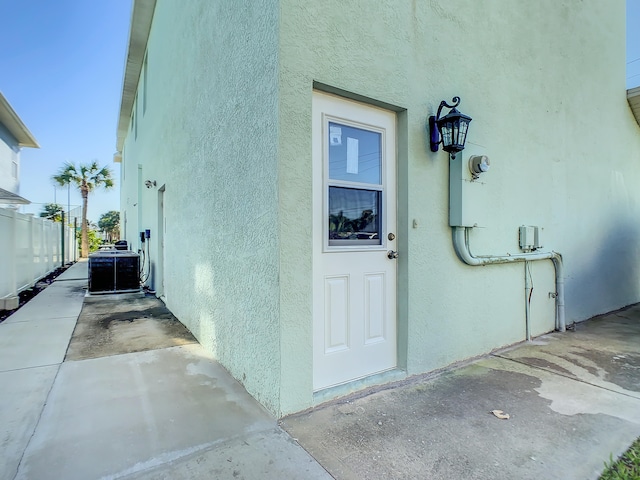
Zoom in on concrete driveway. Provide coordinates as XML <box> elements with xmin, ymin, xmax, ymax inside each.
<box><xmin>0</xmin><ymin>261</ymin><xmax>330</xmax><ymax>480</ymax></box>
<box><xmin>282</xmin><ymin>306</ymin><xmax>640</xmax><ymax>480</ymax></box>
<box><xmin>3</xmin><ymin>260</ymin><xmax>640</xmax><ymax>479</ymax></box>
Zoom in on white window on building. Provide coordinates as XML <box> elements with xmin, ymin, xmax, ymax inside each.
<box><xmin>11</xmin><ymin>160</ymin><xmax>17</xmax><ymax>178</ymax></box>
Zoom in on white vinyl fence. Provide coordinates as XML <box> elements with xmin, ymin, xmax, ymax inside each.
<box><xmin>0</xmin><ymin>208</ymin><xmax>77</xmax><ymax>308</ymax></box>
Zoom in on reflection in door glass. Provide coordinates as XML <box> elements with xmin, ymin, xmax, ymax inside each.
<box><xmin>328</xmin><ymin>122</ymin><xmax>381</xmax><ymax>185</ymax></box>
<box><xmin>328</xmin><ymin>187</ymin><xmax>381</xmax><ymax>245</ymax></box>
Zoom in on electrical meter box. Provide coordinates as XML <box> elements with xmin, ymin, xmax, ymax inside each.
<box><xmin>449</xmin><ymin>145</ymin><xmax>490</xmax><ymax>227</ymax></box>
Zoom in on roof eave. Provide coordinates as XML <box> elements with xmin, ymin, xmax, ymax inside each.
<box><xmin>115</xmin><ymin>0</ymin><xmax>157</xmax><ymax>153</ymax></box>
<box><xmin>0</xmin><ymin>187</ymin><xmax>30</xmax><ymax>205</ymax></box>
<box><xmin>0</xmin><ymin>92</ymin><xmax>40</xmax><ymax>149</ymax></box>
<box><xmin>628</xmin><ymin>86</ymin><xmax>640</xmax><ymax>128</ymax></box>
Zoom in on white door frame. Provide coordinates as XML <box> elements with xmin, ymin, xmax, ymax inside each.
<box><xmin>156</xmin><ymin>184</ymin><xmax>165</xmax><ymax>299</ymax></box>
<box><xmin>312</xmin><ymin>91</ymin><xmax>398</xmax><ymax>391</ymax></box>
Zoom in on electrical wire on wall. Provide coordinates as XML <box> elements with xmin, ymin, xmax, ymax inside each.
<box><xmin>527</xmin><ymin>261</ymin><xmax>534</xmax><ymax>304</ymax></box>
<box><xmin>139</xmin><ymin>242</ymin><xmax>145</xmax><ymax>279</ymax></box>
<box><xmin>524</xmin><ymin>260</ymin><xmax>535</xmax><ymax>341</ymax></box>
<box><xmin>141</xmin><ymin>238</ymin><xmax>151</xmax><ymax>284</ymax></box>
<box><xmin>138</xmin><ymin>232</ymin><xmax>151</xmax><ymax>286</ymax></box>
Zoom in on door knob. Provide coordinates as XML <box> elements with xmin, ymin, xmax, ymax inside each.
<box><xmin>387</xmin><ymin>250</ymin><xmax>399</xmax><ymax>259</ymax></box>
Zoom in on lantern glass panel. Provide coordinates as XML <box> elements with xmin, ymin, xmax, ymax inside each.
<box><xmin>458</xmin><ymin>121</ymin><xmax>469</xmax><ymax>146</ymax></box>
<box><xmin>440</xmin><ymin>122</ymin><xmax>453</xmax><ymax>147</ymax></box>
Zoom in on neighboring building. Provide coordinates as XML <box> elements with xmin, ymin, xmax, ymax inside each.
<box><xmin>629</xmin><ymin>86</ymin><xmax>640</xmax><ymax>126</ymax></box>
<box><xmin>0</xmin><ymin>92</ymin><xmax>39</xmax><ymax>207</ymax></box>
<box><xmin>116</xmin><ymin>0</ymin><xmax>640</xmax><ymax>416</ymax></box>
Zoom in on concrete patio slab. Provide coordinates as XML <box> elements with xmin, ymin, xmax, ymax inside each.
<box><xmin>498</xmin><ymin>306</ymin><xmax>640</xmax><ymax>399</ymax></box>
<box><xmin>78</xmin><ymin>295</ymin><xmax>162</xmax><ymax>315</ymax></box>
<box><xmin>54</xmin><ymin>259</ymin><xmax>88</xmax><ymax>281</ymax></box>
<box><xmin>120</xmin><ymin>428</ymin><xmax>331</xmax><ymax>479</ymax></box>
<box><xmin>3</xmin><ymin>283</ymin><xmax>85</xmax><ymax>324</ymax></box>
<box><xmin>0</xmin><ymin>365</ymin><xmax>58</xmax><ymax>480</ymax></box>
<box><xmin>283</xmin><ymin>358</ymin><xmax>640</xmax><ymax>480</ymax></box>
<box><xmin>14</xmin><ymin>344</ymin><xmax>329</xmax><ymax>480</ymax></box>
<box><xmin>475</xmin><ymin>356</ymin><xmax>640</xmax><ymax>424</ymax></box>
<box><xmin>45</xmin><ymin>278</ymin><xmax>87</xmax><ymax>289</ymax></box>
<box><xmin>2</xmin><ymin>264</ymin><xmax>331</xmax><ymax>480</ymax></box>
<box><xmin>0</xmin><ymin>317</ymin><xmax>77</xmax><ymax>370</ymax></box>
<box><xmin>66</xmin><ymin>295</ymin><xmax>197</xmax><ymax>361</ymax></box>
<box><xmin>282</xmin><ymin>312</ymin><xmax>640</xmax><ymax>480</ymax></box>
<box><xmin>5</xmin><ymin>258</ymin><xmax>640</xmax><ymax>480</ymax></box>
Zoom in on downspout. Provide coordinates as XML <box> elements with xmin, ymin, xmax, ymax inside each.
<box><xmin>452</xmin><ymin>226</ymin><xmax>566</xmax><ymax>333</ymax></box>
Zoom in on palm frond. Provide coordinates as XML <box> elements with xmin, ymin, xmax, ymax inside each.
<box><xmin>52</xmin><ymin>161</ymin><xmax>82</xmax><ymax>187</ymax></box>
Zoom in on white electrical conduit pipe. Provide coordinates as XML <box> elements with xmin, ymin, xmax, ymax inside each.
<box><xmin>452</xmin><ymin>226</ymin><xmax>566</xmax><ymax>334</ymax></box>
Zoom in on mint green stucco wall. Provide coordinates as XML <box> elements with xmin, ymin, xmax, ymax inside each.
<box><xmin>120</xmin><ymin>0</ymin><xmax>640</xmax><ymax>416</ymax></box>
<box><xmin>120</xmin><ymin>0</ymin><xmax>281</xmax><ymax>413</ymax></box>
<box><xmin>277</xmin><ymin>0</ymin><xmax>640</xmax><ymax>412</ymax></box>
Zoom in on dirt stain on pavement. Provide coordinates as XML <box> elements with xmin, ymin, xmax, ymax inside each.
<box><xmin>65</xmin><ymin>295</ymin><xmax>197</xmax><ymax>361</ymax></box>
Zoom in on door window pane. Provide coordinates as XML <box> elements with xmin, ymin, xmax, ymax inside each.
<box><xmin>328</xmin><ymin>122</ymin><xmax>381</xmax><ymax>185</ymax></box>
<box><xmin>328</xmin><ymin>187</ymin><xmax>381</xmax><ymax>246</ymax></box>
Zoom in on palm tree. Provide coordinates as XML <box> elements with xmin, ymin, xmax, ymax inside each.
<box><xmin>98</xmin><ymin>210</ymin><xmax>121</xmax><ymax>243</ymax></box>
<box><xmin>52</xmin><ymin>161</ymin><xmax>114</xmax><ymax>257</ymax></box>
<box><xmin>39</xmin><ymin>203</ymin><xmax>64</xmax><ymax>222</ymax></box>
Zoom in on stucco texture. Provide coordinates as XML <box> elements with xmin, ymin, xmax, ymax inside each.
<box><xmin>120</xmin><ymin>0</ymin><xmax>281</xmax><ymax>413</ymax></box>
<box><xmin>120</xmin><ymin>0</ymin><xmax>640</xmax><ymax>415</ymax></box>
<box><xmin>278</xmin><ymin>0</ymin><xmax>640</xmax><ymax>410</ymax></box>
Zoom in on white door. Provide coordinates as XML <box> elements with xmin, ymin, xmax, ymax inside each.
<box><xmin>313</xmin><ymin>91</ymin><xmax>397</xmax><ymax>391</ymax></box>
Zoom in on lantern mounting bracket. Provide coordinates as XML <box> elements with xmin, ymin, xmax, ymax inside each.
<box><xmin>435</xmin><ymin>96</ymin><xmax>461</xmax><ymax>121</ymax></box>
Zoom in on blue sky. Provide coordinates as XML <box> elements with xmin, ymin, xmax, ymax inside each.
<box><xmin>0</xmin><ymin>0</ymin><xmax>131</xmax><ymax>222</ymax></box>
<box><xmin>629</xmin><ymin>0</ymin><xmax>640</xmax><ymax>89</ymax></box>
<box><xmin>0</xmin><ymin>1</ymin><xmax>639</xmax><ymax>222</ymax></box>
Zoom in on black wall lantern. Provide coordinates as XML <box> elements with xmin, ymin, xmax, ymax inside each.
<box><xmin>429</xmin><ymin>96</ymin><xmax>472</xmax><ymax>159</ymax></box>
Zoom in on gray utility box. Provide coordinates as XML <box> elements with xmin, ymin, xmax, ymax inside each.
<box><xmin>88</xmin><ymin>250</ymin><xmax>140</xmax><ymax>294</ymax></box>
